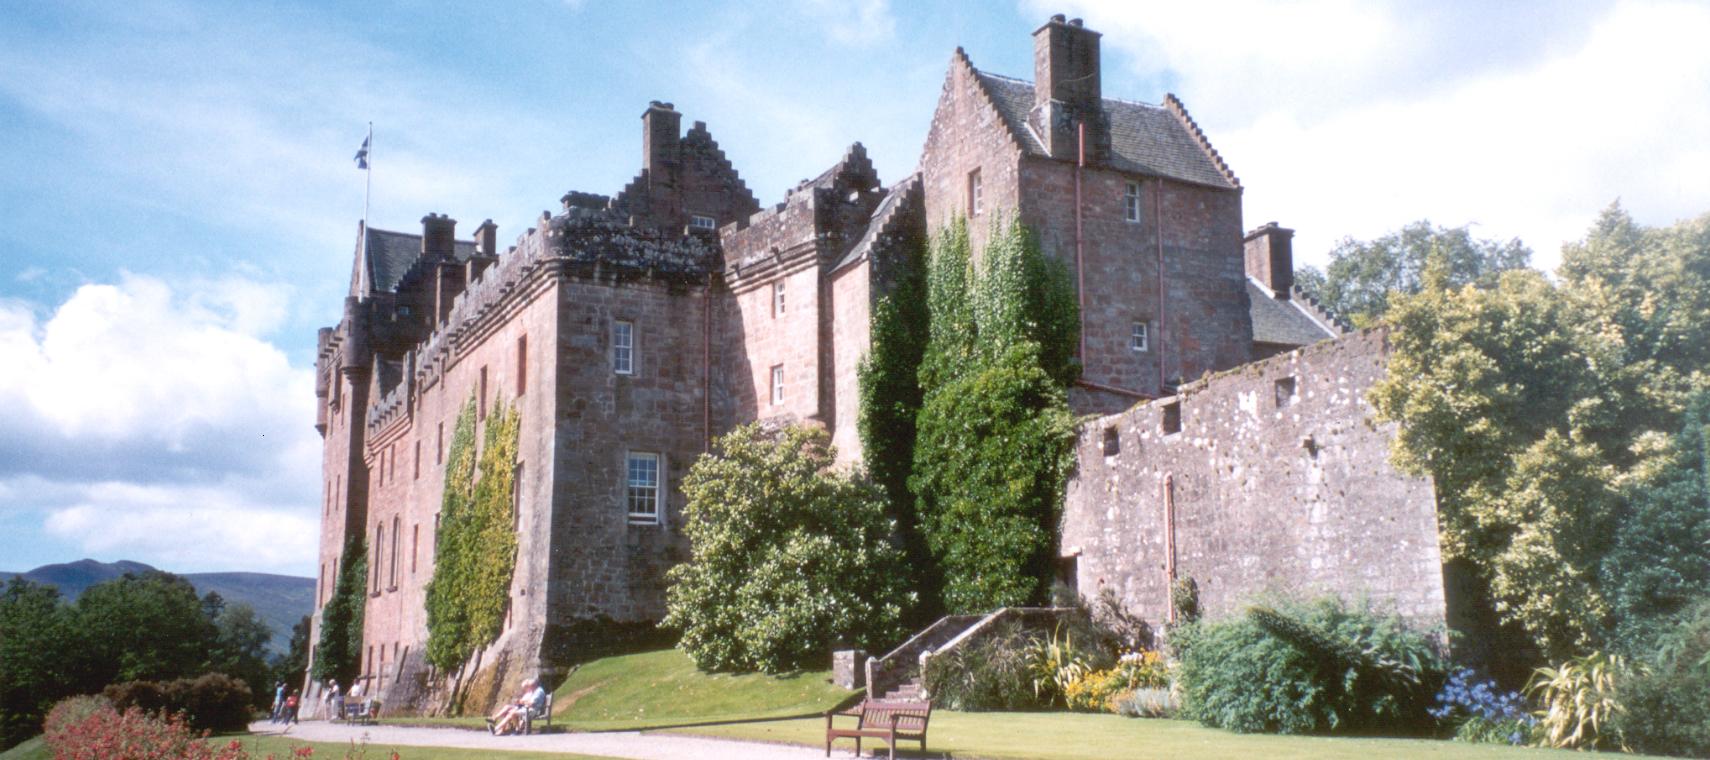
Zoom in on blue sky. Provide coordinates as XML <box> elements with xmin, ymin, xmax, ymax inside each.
<box><xmin>1</xmin><ymin>0</ymin><xmax>1706</xmax><ymax>576</ymax></box>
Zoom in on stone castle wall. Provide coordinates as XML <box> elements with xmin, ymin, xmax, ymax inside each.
<box><xmin>1061</xmin><ymin>329</ymin><xmax>1447</xmax><ymax>630</ymax></box>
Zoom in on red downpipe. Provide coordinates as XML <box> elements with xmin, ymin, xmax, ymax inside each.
<box><xmin>1156</xmin><ymin>180</ymin><xmax>1167</xmax><ymax>392</ymax></box>
<box><xmin>1164</xmin><ymin>473</ymin><xmax>1178</xmax><ymax>623</ymax></box>
<box><xmin>702</xmin><ymin>277</ymin><xmax>712</xmax><ymax>453</ymax></box>
<box><xmin>1075</xmin><ymin>121</ymin><xmax>1087</xmax><ymax>366</ymax></box>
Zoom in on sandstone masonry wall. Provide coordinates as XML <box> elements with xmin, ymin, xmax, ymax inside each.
<box><xmin>1061</xmin><ymin>329</ymin><xmax>1446</xmax><ymax>630</ymax></box>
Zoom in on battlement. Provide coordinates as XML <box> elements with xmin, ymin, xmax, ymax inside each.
<box><xmin>721</xmin><ymin>143</ymin><xmax>885</xmax><ymax>279</ymax></box>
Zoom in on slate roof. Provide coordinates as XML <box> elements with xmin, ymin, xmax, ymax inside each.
<box><xmin>973</xmin><ymin>71</ymin><xmax>1237</xmax><ymax>189</ymax></box>
<box><xmin>1247</xmin><ymin>280</ymin><xmax>1338</xmax><ymax>348</ymax></box>
<box><xmin>362</xmin><ymin>227</ymin><xmax>476</xmax><ymax>294</ymax></box>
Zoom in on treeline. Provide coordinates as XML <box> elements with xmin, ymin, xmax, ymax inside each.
<box><xmin>0</xmin><ymin>570</ymin><xmax>309</xmax><ymax>749</ymax></box>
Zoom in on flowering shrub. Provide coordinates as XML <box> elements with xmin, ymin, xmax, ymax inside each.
<box><xmin>1063</xmin><ymin>651</ymin><xmax>1171</xmax><ymax>712</ymax></box>
<box><xmin>43</xmin><ymin>695</ymin><xmax>317</xmax><ymax>760</ymax></box>
<box><xmin>1114</xmin><ymin>687</ymin><xmax>1178</xmax><ymax>718</ymax></box>
<box><xmin>1429</xmin><ymin>668</ymin><xmax>1535</xmax><ymax>745</ymax></box>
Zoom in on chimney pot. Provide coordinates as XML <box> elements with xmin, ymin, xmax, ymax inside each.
<box><xmin>1069</xmin><ymin>17</ymin><xmax>1083</xmax><ymax>26</ymax></box>
<box><xmin>1051</xmin><ymin>13</ymin><xmax>1065</xmax><ymax>22</ymax></box>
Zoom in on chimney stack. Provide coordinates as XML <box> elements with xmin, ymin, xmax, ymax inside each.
<box><xmin>1244</xmin><ymin>222</ymin><xmax>1296</xmax><ymax>298</ymax></box>
<box><xmin>421</xmin><ymin>213</ymin><xmax>457</xmax><ymax>261</ymax></box>
<box><xmin>1030</xmin><ymin>14</ymin><xmax>1109</xmax><ymax>163</ymax></box>
<box><xmin>642</xmin><ymin>101</ymin><xmax>681</xmax><ymax>175</ymax></box>
<box><xmin>473</xmin><ymin>219</ymin><xmax>498</xmax><ymax>257</ymax></box>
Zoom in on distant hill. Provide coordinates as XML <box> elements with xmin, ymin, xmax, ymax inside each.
<box><xmin>0</xmin><ymin>559</ymin><xmax>314</xmax><ymax>656</ymax></box>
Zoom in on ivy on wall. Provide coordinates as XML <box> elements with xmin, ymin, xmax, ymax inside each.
<box><xmin>424</xmin><ymin>394</ymin><xmax>521</xmax><ymax>675</ymax></box>
<box><xmin>311</xmin><ymin>534</ymin><xmax>365</xmax><ymax>685</ymax></box>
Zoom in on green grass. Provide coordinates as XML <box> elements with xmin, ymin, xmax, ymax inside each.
<box><xmin>0</xmin><ymin>732</ymin><xmax>620</xmax><ymax>760</ymax></box>
<box><xmin>383</xmin><ymin>648</ymin><xmax>856</xmax><ymax>733</ymax></box>
<box><xmin>674</xmin><ymin>712</ymin><xmax>1673</xmax><ymax>760</ymax></box>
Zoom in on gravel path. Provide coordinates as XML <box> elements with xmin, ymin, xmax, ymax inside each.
<box><xmin>248</xmin><ymin>720</ymin><xmax>830</xmax><ymax>760</ymax></box>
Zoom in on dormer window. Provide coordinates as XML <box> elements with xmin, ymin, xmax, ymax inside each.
<box><xmin>689</xmin><ymin>214</ymin><xmax>717</xmax><ymax>230</ymax></box>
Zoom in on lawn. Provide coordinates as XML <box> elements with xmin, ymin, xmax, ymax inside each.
<box><xmin>384</xmin><ymin>648</ymin><xmax>857</xmax><ymax>732</ymax></box>
<box><xmin>675</xmin><ymin>711</ymin><xmax>1674</xmax><ymax>760</ymax></box>
<box><xmin>0</xmin><ymin>732</ymin><xmax>619</xmax><ymax>760</ymax></box>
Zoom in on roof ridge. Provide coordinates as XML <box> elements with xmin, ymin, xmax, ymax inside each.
<box><xmin>1162</xmin><ymin>93</ymin><xmax>1240</xmax><ymax>188</ymax></box>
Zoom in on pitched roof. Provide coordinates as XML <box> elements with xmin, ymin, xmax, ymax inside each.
<box><xmin>972</xmin><ymin>70</ymin><xmax>1238</xmax><ymax>189</ymax></box>
<box><xmin>362</xmin><ymin>227</ymin><xmax>476</xmax><ymax>294</ymax></box>
<box><xmin>1247</xmin><ymin>280</ymin><xmax>1339</xmax><ymax>348</ymax></box>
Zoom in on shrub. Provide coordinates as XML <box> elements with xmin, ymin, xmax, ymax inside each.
<box><xmin>664</xmin><ymin>424</ymin><xmax>913</xmax><ymax>673</ymax></box>
<box><xmin>103</xmin><ymin>672</ymin><xmax>254</xmax><ymax>732</ymax></box>
<box><xmin>1527</xmin><ymin>650</ymin><xmax>1629</xmax><ymax>750</ymax></box>
<box><xmin>922</xmin><ymin>621</ymin><xmax>1044</xmax><ymax>711</ymax></box>
<box><xmin>1429</xmin><ymin>668</ymin><xmax>1534</xmax><ymax>745</ymax></box>
<box><xmin>1114</xmin><ymin>687</ymin><xmax>1178</xmax><ymax>719</ymax></box>
<box><xmin>1176</xmin><ymin>598</ymin><xmax>1445</xmax><ymax>735</ymax></box>
<box><xmin>44</xmin><ymin>696</ymin><xmax>258</xmax><ymax>760</ymax></box>
<box><xmin>1612</xmin><ymin>598</ymin><xmax>1710</xmax><ymax>757</ymax></box>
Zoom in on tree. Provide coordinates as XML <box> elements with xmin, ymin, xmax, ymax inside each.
<box><xmin>1296</xmin><ymin>220</ymin><xmax>1531</xmax><ymax>327</ymax></box>
<box><xmin>72</xmin><ymin>571</ymin><xmax>219</xmax><ymax>688</ymax></box>
<box><xmin>209</xmin><ymin>602</ymin><xmax>274</xmax><ymax>706</ymax></box>
<box><xmin>424</xmin><ymin>394</ymin><xmax>520</xmax><ymax>677</ymax></box>
<box><xmin>1371</xmin><ymin>205</ymin><xmax>1710</xmax><ymax>660</ymax></box>
<box><xmin>273</xmin><ymin>614</ymin><xmax>312</xmax><ymax>691</ymax></box>
<box><xmin>664</xmin><ymin>424</ymin><xmax>914</xmax><ymax>673</ymax></box>
<box><xmin>312</xmin><ymin>534</ymin><xmax>366</xmax><ymax>685</ymax></box>
<box><xmin>0</xmin><ymin>579</ymin><xmax>72</xmax><ymax>749</ymax></box>
<box><xmin>909</xmin><ymin>215</ymin><xmax>1080</xmax><ymax>613</ymax></box>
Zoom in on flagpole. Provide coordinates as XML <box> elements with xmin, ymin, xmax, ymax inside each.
<box><xmin>359</xmin><ymin>122</ymin><xmax>373</xmax><ymax>299</ymax></box>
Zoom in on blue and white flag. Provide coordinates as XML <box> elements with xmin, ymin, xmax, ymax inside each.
<box><xmin>354</xmin><ymin>135</ymin><xmax>370</xmax><ymax>169</ymax></box>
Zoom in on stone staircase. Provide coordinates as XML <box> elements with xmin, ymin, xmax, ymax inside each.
<box><xmin>865</xmin><ymin>607</ymin><xmax>1075</xmax><ymax>700</ymax></box>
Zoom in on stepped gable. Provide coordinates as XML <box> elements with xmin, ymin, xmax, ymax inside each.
<box><xmin>834</xmin><ymin>172</ymin><xmax>923</xmax><ymax>276</ymax></box>
<box><xmin>1247</xmin><ymin>280</ymin><xmax>1338</xmax><ymax>348</ymax></box>
<box><xmin>970</xmin><ymin>67</ymin><xmax>1238</xmax><ymax>189</ymax></box>
<box><xmin>611</xmin><ymin>102</ymin><xmax>760</xmax><ymax>232</ymax></box>
<box><xmin>720</xmin><ymin>143</ymin><xmax>886</xmax><ymax>276</ymax></box>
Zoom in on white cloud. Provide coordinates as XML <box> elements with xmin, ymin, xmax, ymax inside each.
<box><xmin>800</xmin><ymin>0</ymin><xmax>898</xmax><ymax>47</ymax></box>
<box><xmin>0</xmin><ymin>275</ymin><xmax>320</xmax><ymax>573</ymax></box>
<box><xmin>1030</xmin><ymin>0</ymin><xmax>1710</xmax><ymax>268</ymax></box>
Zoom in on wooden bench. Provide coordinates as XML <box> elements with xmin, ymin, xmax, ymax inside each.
<box><xmin>825</xmin><ymin>699</ymin><xmax>931</xmax><ymax>759</ymax></box>
<box><xmin>522</xmin><ymin>693</ymin><xmax>553</xmax><ymax>734</ymax></box>
<box><xmin>341</xmin><ymin>698</ymin><xmax>379</xmax><ymax>725</ymax></box>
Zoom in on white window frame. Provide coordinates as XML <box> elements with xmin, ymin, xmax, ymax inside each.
<box><xmin>1124</xmin><ymin>181</ymin><xmax>1142</xmax><ymax>223</ymax></box>
<box><xmin>625</xmin><ymin>451</ymin><xmax>661</xmax><ymax>524</ymax></box>
<box><xmin>613</xmin><ymin>320</ymin><xmax>634</xmax><ymax>375</ymax></box>
<box><xmin>1131</xmin><ymin>322</ymin><xmax>1149</xmax><ymax>352</ymax></box>
<box><xmin>969</xmin><ymin>169</ymin><xmax>983</xmax><ymax>216</ymax></box>
<box><xmin>689</xmin><ymin>214</ymin><xmax>716</xmax><ymax>230</ymax></box>
<box><xmin>773</xmin><ymin>280</ymin><xmax>786</xmax><ymax>317</ymax></box>
<box><xmin>770</xmin><ymin>365</ymin><xmax>785</xmax><ymax>405</ymax></box>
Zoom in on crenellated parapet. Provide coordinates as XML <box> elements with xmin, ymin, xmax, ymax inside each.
<box><xmin>720</xmin><ymin>143</ymin><xmax>887</xmax><ymax>284</ymax></box>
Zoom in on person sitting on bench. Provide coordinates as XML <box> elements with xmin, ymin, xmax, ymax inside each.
<box><xmin>488</xmin><ymin>678</ymin><xmax>547</xmax><ymax>735</ymax></box>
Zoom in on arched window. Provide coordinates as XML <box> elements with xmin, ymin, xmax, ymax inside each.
<box><xmin>389</xmin><ymin>516</ymin><xmax>400</xmax><ymax>589</ymax></box>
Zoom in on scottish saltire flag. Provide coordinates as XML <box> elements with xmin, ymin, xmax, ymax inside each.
<box><xmin>354</xmin><ymin>135</ymin><xmax>370</xmax><ymax>169</ymax></box>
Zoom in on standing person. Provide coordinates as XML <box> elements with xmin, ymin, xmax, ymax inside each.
<box><xmin>270</xmin><ymin>682</ymin><xmax>286</xmax><ymax>721</ymax></box>
<box><xmin>284</xmin><ymin>690</ymin><xmax>300</xmax><ymax>724</ymax></box>
<box><xmin>328</xmin><ymin>680</ymin><xmax>344</xmax><ymax>722</ymax></box>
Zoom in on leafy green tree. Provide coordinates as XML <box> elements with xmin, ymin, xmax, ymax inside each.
<box><xmin>273</xmin><ymin>614</ymin><xmax>312</xmax><ymax>690</ymax></box>
<box><xmin>424</xmin><ymin>394</ymin><xmax>520</xmax><ymax>676</ymax></box>
<box><xmin>72</xmin><ymin>571</ymin><xmax>219</xmax><ymax>687</ymax></box>
<box><xmin>1296</xmin><ymin>220</ymin><xmax>1531</xmax><ymax>327</ymax></box>
<box><xmin>909</xmin><ymin>215</ymin><xmax>1079</xmax><ymax>614</ymax></box>
<box><xmin>665</xmin><ymin>424</ymin><xmax>914</xmax><ymax>673</ymax></box>
<box><xmin>312</xmin><ymin>534</ymin><xmax>366</xmax><ymax>685</ymax></box>
<box><xmin>209</xmin><ymin>602</ymin><xmax>274</xmax><ymax>706</ymax></box>
<box><xmin>1372</xmin><ymin>205</ymin><xmax>1710</xmax><ymax>660</ymax></box>
<box><xmin>0</xmin><ymin>579</ymin><xmax>73</xmax><ymax>749</ymax></box>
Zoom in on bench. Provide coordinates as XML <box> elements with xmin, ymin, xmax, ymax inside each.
<box><xmin>522</xmin><ymin>693</ymin><xmax>553</xmax><ymax>734</ymax></box>
<box><xmin>825</xmin><ymin>699</ymin><xmax>931</xmax><ymax>759</ymax></box>
<box><xmin>341</xmin><ymin>698</ymin><xmax>379</xmax><ymax>725</ymax></box>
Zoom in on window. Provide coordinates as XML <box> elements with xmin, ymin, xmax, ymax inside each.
<box><xmin>1131</xmin><ymin>322</ymin><xmax>1149</xmax><ymax>352</ymax></box>
<box><xmin>968</xmin><ymin>169</ymin><xmax>983</xmax><ymax>216</ymax></box>
<box><xmin>689</xmin><ymin>214</ymin><xmax>717</xmax><ymax>230</ymax></box>
<box><xmin>770</xmin><ymin>365</ymin><xmax>785</xmax><ymax>405</ymax></box>
<box><xmin>613</xmin><ymin>320</ymin><xmax>634</xmax><ymax>375</ymax></box>
<box><xmin>1124</xmin><ymin>181</ymin><xmax>1142</xmax><ymax>223</ymax></box>
<box><xmin>626</xmin><ymin>452</ymin><xmax>661</xmax><ymax>523</ymax></box>
<box><xmin>516</xmin><ymin>335</ymin><xmax>528</xmax><ymax>395</ymax></box>
<box><xmin>1102</xmin><ymin>426</ymin><xmax>1120</xmax><ymax>456</ymax></box>
<box><xmin>1162</xmin><ymin>401</ymin><xmax>1182</xmax><ymax>435</ymax></box>
<box><xmin>371</xmin><ymin>524</ymin><xmax>383</xmax><ymax>594</ymax></box>
<box><xmin>389</xmin><ymin>516</ymin><xmax>400</xmax><ymax>590</ymax></box>
<box><xmin>436</xmin><ymin>422</ymin><xmax>444</xmax><ymax>464</ymax></box>
<box><xmin>411</xmin><ymin>524</ymin><xmax>419</xmax><ymax>574</ymax></box>
<box><xmin>478</xmin><ymin>366</ymin><xmax>489</xmax><ymax>420</ymax></box>
<box><xmin>1275</xmin><ymin>377</ymin><xmax>1297</xmax><ymax>408</ymax></box>
<box><xmin>413</xmin><ymin>441</ymin><xmax>421</xmax><ymax>480</ymax></box>
<box><xmin>773</xmin><ymin>280</ymin><xmax>786</xmax><ymax>317</ymax></box>
<box><xmin>388</xmin><ymin>443</ymin><xmax>396</xmax><ymax>482</ymax></box>
<box><xmin>512</xmin><ymin>462</ymin><xmax>523</xmax><ymax>528</ymax></box>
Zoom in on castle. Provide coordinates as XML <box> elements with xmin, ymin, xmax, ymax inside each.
<box><xmin>307</xmin><ymin>15</ymin><xmax>1438</xmax><ymax>714</ymax></box>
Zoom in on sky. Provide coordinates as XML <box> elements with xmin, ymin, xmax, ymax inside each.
<box><xmin>1</xmin><ymin>0</ymin><xmax>1706</xmax><ymax>577</ymax></box>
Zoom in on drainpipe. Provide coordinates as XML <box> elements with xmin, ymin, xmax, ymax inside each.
<box><xmin>1164</xmin><ymin>473</ymin><xmax>1178</xmax><ymax>623</ymax></box>
<box><xmin>1075</xmin><ymin>121</ymin><xmax>1087</xmax><ymax>367</ymax></box>
<box><xmin>1156</xmin><ymin>180</ymin><xmax>1167</xmax><ymax>392</ymax></box>
<box><xmin>703</xmin><ymin>275</ymin><xmax>713</xmax><ymax>453</ymax></box>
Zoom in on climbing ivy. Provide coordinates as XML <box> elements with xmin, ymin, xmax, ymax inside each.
<box><xmin>424</xmin><ymin>394</ymin><xmax>521</xmax><ymax>674</ymax></box>
<box><xmin>311</xmin><ymin>534</ymin><xmax>365</xmax><ymax>685</ymax></box>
